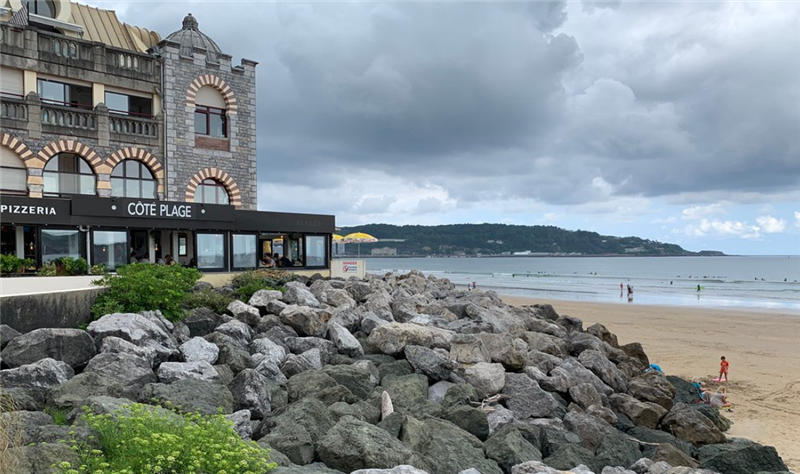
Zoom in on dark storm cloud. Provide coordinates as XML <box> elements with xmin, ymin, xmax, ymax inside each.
<box><xmin>109</xmin><ymin>1</ymin><xmax>800</xmax><ymax>212</ymax></box>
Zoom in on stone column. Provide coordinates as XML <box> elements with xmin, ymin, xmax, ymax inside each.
<box><xmin>25</xmin><ymin>91</ymin><xmax>41</xmax><ymax>139</ymax></box>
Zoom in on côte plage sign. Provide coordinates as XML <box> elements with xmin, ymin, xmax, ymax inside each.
<box><xmin>126</xmin><ymin>201</ymin><xmax>192</xmax><ymax>218</ymax></box>
<box><xmin>69</xmin><ymin>196</ymin><xmax>235</xmax><ymax>222</ymax></box>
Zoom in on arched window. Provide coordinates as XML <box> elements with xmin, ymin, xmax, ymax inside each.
<box><xmin>197</xmin><ymin>179</ymin><xmax>229</xmax><ymax>205</ymax></box>
<box><xmin>111</xmin><ymin>160</ymin><xmax>156</xmax><ymax>199</ymax></box>
<box><xmin>43</xmin><ymin>153</ymin><xmax>95</xmax><ymax>197</ymax></box>
<box><xmin>0</xmin><ymin>147</ymin><xmax>27</xmax><ymax>195</ymax></box>
<box><xmin>194</xmin><ymin>86</ymin><xmax>227</xmax><ymax>138</ymax></box>
<box><xmin>24</xmin><ymin>0</ymin><xmax>56</xmax><ymax>18</ymax></box>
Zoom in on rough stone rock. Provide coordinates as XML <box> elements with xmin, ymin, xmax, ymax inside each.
<box><xmin>697</xmin><ymin>439</ymin><xmax>789</xmax><ymax>474</ymax></box>
<box><xmin>361</xmin><ymin>312</ymin><xmax>389</xmax><ymax>335</ymax></box>
<box><xmin>594</xmin><ymin>431</ymin><xmax>642</xmax><ymax>472</ymax></box>
<box><xmin>283</xmin><ymin>282</ymin><xmax>322</xmax><ymax>307</ymax></box>
<box><xmin>478</xmin><ymin>333</ymin><xmax>529</xmax><ymax>371</ymax></box>
<box><xmin>444</xmin><ymin>405</ymin><xmax>490</xmax><ymax>441</ymax></box>
<box><xmin>0</xmin><ymin>324</ymin><xmax>22</xmax><ymax>350</ymax></box>
<box><xmin>526</xmin><ymin>350</ymin><xmax>563</xmax><ymax>374</ymax></box>
<box><xmin>156</xmin><ymin>361</ymin><xmax>220</xmax><ymax>384</ymax></box>
<box><xmin>328</xmin><ymin>400</ymin><xmax>381</xmax><ymax>424</ymax></box>
<box><xmin>543</xmin><ymin>444</ymin><xmax>597</xmax><ymax>472</ymax></box>
<box><xmin>556</xmin><ymin>314</ymin><xmax>583</xmax><ymax>333</ymax></box>
<box><xmin>86</xmin><ymin>313</ymin><xmax>178</xmax><ymax>363</ymax></box>
<box><xmin>179</xmin><ymin>336</ymin><xmax>219</xmax><ymax>364</ymax></box>
<box><xmin>47</xmin><ymin>372</ymin><xmax>125</xmax><ymax>409</ymax></box>
<box><xmin>99</xmin><ymin>336</ymin><xmax>157</xmax><ymax>368</ymax></box>
<box><xmin>183</xmin><ymin>307</ymin><xmax>221</xmax><ymax>338</ymax></box>
<box><xmin>328</xmin><ymin>322</ymin><xmax>364</xmax><ymax>357</ymax></box>
<box><xmin>1</xmin><ymin>328</ymin><xmax>95</xmax><ymax>370</ymax></box>
<box><xmin>83</xmin><ymin>352</ymin><xmax>153</xmax><ymax>397</ymax></box>
<box><xmin>378</xmin><ymin>359</ymin><xmax>414</xmax><ymax>382</ymax></box>
<box><xmin>281</xmin><ymin>353</ymin><xmax>317</xmax><ymax>378</ymax></box>
<box><xmin>353</xmin><ymin>359</ymin><xmax>381</xmax><ymax>385</ymax></box>
<box><xmin>485</xmin><ymin>425</ymin><xmax>543</xmax><ymax>473</ymax></box>
<box><xmin>563</xmin><ymin>411</ymin><xmax>614</xmax><ymax>451</ymax></box>
<box><xmin>627</xmin><ymin>426</ymin><xmax>694</xmax><ymax>458</ymax></box>
<box><xmin>503</xmin><ymin>373</ymin><xmax>560</xmax><ymax>419</ymax></box>
<box><xmin>248</xmin><ymin>289</ymin><xmax>284</xmax><ymax>312</ymax></box>
<box><xmin>351</xmin><ymin>467</ymin><xmax>430</xmax><ymax>474</ymax></box>
<box><xmin>250</xmin><ymin>336</ymin><xmax>287</xmax><ymax>363</ymax></box>
<box><xmin>217</xmin><ymin>344</ymin><xmax>253</xmax><ymax>374</ymax></box>
<box><xmin>522</xmin><ymin>317</ymin><xmax>567</xmax><ymax>338</ymax></box>
<box><xmin>578</xmin><ymin>349</ymin><xmax>628</xmax><ymax>394</ymax></box>
<box><xmin>442</xmin><ymin>383</ymin><xmax>480</xmax><ymax>411</ymax></box>
<box><xmin>260</xmin><ymin>423</ymin><xmax>316</xmax><ymax>465</ymax></box>
<box><xmin>139</xmin><ymin>378</ymin><xmax>234</xmax><ymax>414</ymax></box>
<box><xmin>280</xmin><ymin>305</ymin><xmax>330</xmax><ymax>338</ymax></box>
<box><xmin>666</xmin><ymin>376</ymin><xmax>701</xmax><ymax>405</ymax></box>
<box><xmin>258</xmin><ymin>398</ymin><xmax>334</xmax><ymax>464</ymax></box>
<box><xmin>254</xmin><ymin>358</ymin><xmax>289</xmax><ymax>385</ymax></box>
<box><xmin>367</xmin><ymin>323</ymin><xmax>455</xmax><ymax>355</ymax></box>
<box><xmin>660</xmin><ymin>403</ymin><xmax>726</xmax><ymax>446</ymax></box>
<box><xmin>557</xmin><ymin>358</ymin><xmax>614</xmax><ymax>396</ymax></box>
<box><xmin>318</xmin><ymin>416</ymin><xmax>428</xmax><ymax>472</ymax></box>
<box><xmin>510</xmin><ymin>460</ymin><xmax>562</xmax><ymax>474</ymax></box>
<box><xmin>585</xmin><ymin>323</ymin><xmax>619</xmax><ymax>348</ymax></box>
<box><xmin>228</xmin><ymin>300</ymin><xmax>262</xmax><ymax>325</ymax></box>
<box><xmin>6</xmin><ymin>442</ymin><xmax>80</xmax><ymax>474</ymax></box>
<box><xmin>463</xmin><ymin>362</ymin><xmax>506</xmax><ymax>399</ymax></box>
<box><xmin>0</xmin><ymin>410</ymin><xmax>53</xmax><ymax>446</ymax></box>
<box><xmin>522</xmin><ymin>332</ymin><xmax>569</xmax><ymax>358</ymax></box>
<box><xmin>586</xmin><ymin>404</ymin><xmax>618</xmax><ymax>426</ymax></box>
<box><xmin>609</xmin><ymin>393</ymin><xmax>666</xmax><ymax>429</ymax></box>
<box><xmin>216</xmin><ymin>319</ymin><xmax>255</xmax><ymax>345</ymax></box>
<box><xmin>567</xmin><ymin>332</ymin><xmax>610</xmax><ymax>357</ymax></box>
<box><xmin>695</xmin><ymin>405</ymin><xmax>732</xmax><ymax>432</ymax></box>
<box><xmin>464</xmin><ymin>303</ymin><xmax>527</xmax><ymax>335</ymax></box>
<box><xmin>205</xmin><ymin>331</ymin><xmax>247</xmax><ymax>354</ymax></box>
<box><xmin>428</xmin><ymin>380</ymin><xmax>456</xmax><ymax>403</ymax></box>
<box><xmin>225</xmin><ymin>409</ymin><xmax>252</xmax><ymax>439</ymax></box>
<box><xmin>325</xmin><ymin>288</ymin><xmax>358</xmax><ymax>309</ymax></box>
<box><xmin>620</xmin><ymin>342</ymin><xmax>650</xmax><ymax>368</ymax></box>
<box><xmin>567</xmin><ymin>383</ymin><xmax>601</xmax><ymax>410</ymax></box>
<box><xmin>401</xmin><ymin>416</ymin><xmax>502</xmax><ymax>474</ymax></box>
<box><xmin>288</xmin><ymin>370</ymin><xmax>357</xmax><ymax>405</ymax></box>
<box><xmin>381</xmin><ymin>373</ymin><xmax>440</xmax><ymax>417</ymax></box>
<box><xmin>642</xmin><ymin>443</ymin><xmax>698</xmax><ymax>468</ymax></box>
<box><xmin>404</xmin><ymin>345</ymin><xmax>453</xmax><ymax>382</ymax></box>
<box><xmin>346</xmin><ymin>281</ymin><xmax>374</xmax><ymax>302</ymax></box>
<box><xmin>627</xmin><ymin>372</ymin><xmax>676</xmax><ymax>411</ymax></box>
<box><xmin>322</xmin><ymin>364</ymin><xmax>376</xmax><ymax>400</ymax></box>
<box><xmin>449</xmin><ymin>334</ymin><xmax>491</xmax><ymax>364</ymax></box>
<box><xmin>228</xmin><ymin>368</ymin><xmax>271</xmax><ymax>418</ymax></box>
<box><xmin>487</xmin><ymin>406</ymin><xmax>516</xmax><ymax>435</ymax></box>
<box><xmin>1</xmin><ymin>387</ymin><xmax>39</xmax><ymax>411</ymax></box>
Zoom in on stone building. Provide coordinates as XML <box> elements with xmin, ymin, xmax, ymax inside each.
<box><xmin>1</xmin><ymin>0</ymin><xmax>333</xmax><ymax>273</ymax></box>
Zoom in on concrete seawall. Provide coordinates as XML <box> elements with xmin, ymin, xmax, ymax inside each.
<box><xmin>0</xmin><ymin>287</ymin><xmax>103</xmax><ymax>333</ymax></box>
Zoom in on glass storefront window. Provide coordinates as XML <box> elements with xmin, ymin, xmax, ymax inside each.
<box><xmin>232</xmin><ymin>234</ymin><xmax>256</xmax><ymax>269</ymax></box>
<box><xmin>197</xmin><ymin>233</ymin><xmax>225</xmax><ymax>270</ymax></box>
<box><xmin>305</xmin><ymin>236</ymin><xmax>327</xmax><ymax>267</ymax></box>
<box><xmin>41</xmin><ymin>229</ymin><xmax>82</xmax><ymax>263</ymax></box>
<box><xmin>1</xmin><ymin>225</ymin><xmax>16</xmax><ymax>256</ymax></box>
<box><xmin>92</xmin><ymin>230</ymin><xmax>128</xmax><ymax>271</ymax></box>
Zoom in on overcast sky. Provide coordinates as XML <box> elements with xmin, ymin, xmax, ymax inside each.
<box><xmin>96</xmin><ymin>1</ymin><xmax>799</xmax><ymax>255</ymax></box>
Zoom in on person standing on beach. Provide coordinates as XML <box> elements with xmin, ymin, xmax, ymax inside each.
<box><xmin>719</xmin><ymin>356</ymin><xmax>729</xmax><ymax>382</ymax></box>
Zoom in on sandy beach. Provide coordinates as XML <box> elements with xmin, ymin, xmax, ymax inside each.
<box><xmin>501</xmin><ymin>296</ymin><xmax>800</xmax><ymax>472</ymax></box>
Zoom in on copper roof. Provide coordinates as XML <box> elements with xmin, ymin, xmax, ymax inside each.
<box><xmin>69</xmin><ymin>2</ymin><xmax>160</xmax><ymax>53</ymax></box>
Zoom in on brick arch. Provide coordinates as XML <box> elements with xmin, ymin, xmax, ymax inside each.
<box><xmin>36</xmin><ymin>139</ymin><xmax>103</xmax><ymax>173</ymax></box>
<box><xmin>185</xmin><ymin>168</ymin><xmax>241</xmax><ymax>208</ymax></box>
<box><xmin>1</xmin><ymin>132</ymin><xmax>36</xmax><ymax>167</ymax></box>
<box><xmin>106</xmin><ymin>147</ymin><xmax>165</xmax><ymax>196</ymax></box>
<box><xmin>186</xmin><ymin>75</ymin><xmax>238</xmax><ymax>114</ymax></box>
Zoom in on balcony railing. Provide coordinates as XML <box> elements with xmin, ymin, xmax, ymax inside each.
<box><xmin>41</xmin><ymin>104</ymin><xmax>97</xmax><ymax>130</ymax></box>
<box><xmin>0</xmin><ymin>95</ymin><xmax>28</xmax><ymax>127</ymax></box>
<box><xmin>109</xmin><ymin>114</ymin><xmax>158</xmax><ymax>138</ymax></box>
<box><xmin>106</xmin><ymin>47</ymin><xmax>158</xmax><ymax>78</ymax></box>
<box><xmin>38</xmin><ymin>31</ymin><xmax>94</xmax><ymax>65</ymax></box>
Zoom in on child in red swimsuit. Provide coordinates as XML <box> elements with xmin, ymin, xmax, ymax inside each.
<box><xmin>719</xmin><ymin>356</ymin><xmax>729</xmax><ymax>382</ymax></box>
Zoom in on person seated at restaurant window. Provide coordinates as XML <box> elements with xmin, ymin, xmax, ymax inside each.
<box><xmin>156</xmin><ymin>255</ymin><xmax>166</xmax><ymax>265</ymax></box>
<box><xmin>139</xmin><ymin>253</ymin><xmax>150</xmax><ymax>263</ymax></box>
<box><xmin>262</xmin><ymin>256</ymin><xmax>276</xmax><ymax>269</ymax></box>
<box><xmin>280</xmin><ymin>255</ymin><xmax>293</xmax><ymax>267</ymax></box>
<box><xmin>293</xmin><ymin>259</ymin><xmax>303</xmax><ymax>267</ymax></box>
<box><xmin>130</xmin><ymin>251</ymin><xmax>138</xmax><ymax>264</ymax></box>
<box><xmin>164</xmin><ymin>255</ymin><xmax>176</xmax><ymax>266</ymax></box>
<box><xmin>273</xmin><ymin>253</ymin><xmax>281</xmax><ymax>266</ymax></box>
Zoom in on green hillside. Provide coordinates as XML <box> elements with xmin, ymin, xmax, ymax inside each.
<box><xmin>337</xmin><ymin>223</ymin><xmax>703</xmax><ymax>257</ymax></box>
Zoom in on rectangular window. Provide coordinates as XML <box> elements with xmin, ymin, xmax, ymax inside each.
<box><xmin>92</xmin><ymin>230</ymin><xmax>128</xmax><ymax>271</ymax></box>
<box><xmin>196</xmin><ymin>233</ymin><xmax>226</xmax><ymax>270</ymax></box>
<box><xmin>194</xmin><ymin>106</ymin><xmax>227</xmax><ymax>138</ymax></box>
<box><xmin>41</xmin><ymin>229</ymin><xmax>82</xmax><ymax>263</ymax></box>
<box><xmin>105</xmin><ymin>92</ymin><xmax>128</xmax><ymax>114</ymax></box>
<box><xmin>38</xmin><ymin>79</ymin><xmax>92</xmax><ymax>109</ymax></box>
<box><xmin>232</xmin><ymin>234</ymin><xmax>257</xmax><ymax>269</ymax></box>
<box><xmin>0</xmin><ymin>167</ymin><xmax>27</xmax><ymax>193</ymax></box>
<box><xmin>178</xmin><ymin>234</ymin><xmax>188</xmax><ymax>257</ymax></box>
<box><xmin>305</xmin><ymin>236</ymin><xmax>327</xmax><ymax>267</ymax></box>
<box><xmin>105</xmin><ymin>92</ymin><xmax>153</xmax><ymax>117</ymax></box>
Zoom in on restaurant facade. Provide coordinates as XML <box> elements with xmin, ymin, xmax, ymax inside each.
<box><xmin>1</xmin><ymin>1</ymin><xmax>335</xmax><ymax>273</ymax></box>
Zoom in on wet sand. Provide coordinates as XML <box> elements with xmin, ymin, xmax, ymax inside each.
<box><xmin>501</xmin><ymin>296</ymin><xmax>800</xmax><ymax>471</ymax></box>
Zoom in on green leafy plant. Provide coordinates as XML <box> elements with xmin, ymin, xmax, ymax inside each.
<box><xmin>37</xmin><ymin>262</ymin><xmax>58</xmax><ymax>276</ymax></box>
<box><xmin>89</xmin><ymin>263</ymin><xmax>108</xmax><ymax>275</ymax></box>
<box><xmin>60</xmin><ymin>257</ymin><xmax>88</xmax><ymax>276</ymax></box>
<box><xmin>45</xmin><ymin>406</ymin><xmax>69</xmax><ymax>426</ymax></box>
<box><xmin>56</xmin><ymin>403</ymin><xmax>276</xmax><ymax>474</ymax></box>
<box><xmin>91</xmin><ymin>264</ymin><xmax>202</xmax><ymax>321</ymax></box>
<box><xmin>182</xmin><ymin>289</ymin><xmax>235</xmax><ymax>315</ymax></box>
<box><xmin>0</xmin><ymin>255</ymin><xmax>34</xmax><ymax>276</ymax></box>
<box><xmin>230</xmin><ymin>270</ymin><xmax>295</xmax><ymax>302</ymax></box>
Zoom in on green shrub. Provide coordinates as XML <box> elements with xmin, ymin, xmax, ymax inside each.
<box><xmin>45</xmin><ymin>406</ymin><xmax>69</xmax><ymax>426</ymax></box>
<box><xmin>56</xmin><ymin>403</ymin><xmax>276</xmax><ymax>474</ymax></box>
<box><xmin>91</xmin><ymin>264</ymin><xmax>202</xmax><ymax>321</ymax></box>
<box><xmin>37</xmin><ymin>262</ymin><xmax>58</xmax><ymax>276</ymax></box>
<box><xmin>182</xmin><ymin>289</ymin><xmax>234</xmax><ymax>315</ymax></box>
<box><xmin>60</xmin><ymin>257</ymin><xmax>88</xmax><ymax>276</ymax></box>
<box><xmin>0</xmin><ymin>255</ymin><xmax>34</xmax><ymax>276</ymax></box>
<box><xmin>89</xmin><ymin>263</ymin><xmax>108</xmax><ymax>275</ymax></box>
<box><xmin>231</xmin><ymin>270</ymin><xmax>295</xmax><ymax>302</ymax></box>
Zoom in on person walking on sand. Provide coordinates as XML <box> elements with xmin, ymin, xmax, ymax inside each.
<box><xmin>697</xmin><ymin>284</ymin><xmax>701</xmax><ymax>292</ymax></box>
<box><xmin>719</xmin><ymin>356</ymin><xmax>729</xmax><ymax>382</ymax></box>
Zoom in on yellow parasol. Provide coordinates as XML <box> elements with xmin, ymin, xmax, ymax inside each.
<box><xmin>333</xmin><ymin>234</ymin><xmax>344</xmax><ymax>241</ymax></box>
<box><xmin>342</xmin><ymin>232</ymin><xmax>378</xmax><ymax>257</ymax></box>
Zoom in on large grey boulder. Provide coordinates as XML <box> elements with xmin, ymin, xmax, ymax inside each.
<box><xmin>179</xmin><ymin>336</ymin><xmax>219</xmax><ymax>364</ymax></box>
<box><xmin>593</xmin><ymin>431</ymin><xmax>642</xmax><ymax>472</ymax></box>
<box><xmin>660</xmin><ymin>403</ymin><xmax>726</xmax><ymax>446</ymax></box>
<box><xmin>323</xmin><ymin>364</ymin><xmax>376</xmax><ymax>400</ymax></box>
<box><xmin>328</xmin><ymin>322</ymin><xmax>364</xmax><ymax>357</ymax></box>
<box><xmin>215</xmin><ymin>319</ymin><xmax>255</xmax><ymax>345</ymax></box>
<box><xmin>478</xmin><ymin>333</ymin><xmax>528</xmax><ymax>371</ymax></box>
<box><xmin>87</xmin><ymin>313</ymin><xmax>178</xmax><ymax>363</ymax></box>
<box><xmin>280</xmin><ymin>305</ymin><xmax>330</xmax><ymax>337</ymax></box>
<box><xmin>568</xmin><ymin>383</ymin><xmax>602</xmax><ymax>410</ymax></box>
<box><xmin>139</xmin><ymin>378</ymin><xmax>234</xmax><ymax>414</ymax></box>
<box><xmin>288</xmin><ymin>370</ymin><xmax>357</xmax><ymax>405</ymax></box>
<box><xmin>563</xmin><ymin>411</ymin><xmax>614</xmax><ymax>451</ymax></box>
<box><xmin>0</xmin><ymin>324</ymin><xmax>22</xmax><ymax>350</ymax></box>
<box><xmin>361</xmin><ymin>312</ymin><xmax>389</xmax><ymax>335</ymax></box>
<box><xmin>98</xmin><ymin>336</ymin><xmax>157</xmax><ymax>368</ymax></box>
<box><xmin>350</xmin><ymin>467</ymin><xmax>429</xmax><ymax>474</ymax></box>
<box><xmin>47</xmin><ymin>372</ymin><xmax>125</xmax><ymax>409</ymax></box>
<box><xmin>443</xmin><ymin>405</ymin><xmax>490</xmax><ymax>441</ymax></box>
<box><xmin>283</xmin><ymin>282</ymin><xmax>322</xmax><ymax>307</ymax></box>
<box><xmin>83</xmin><ymin>352</ymin><xmax>155</xmax><ymax>397</ymax></box>
<box><xmin>250</xmin><ymin>337</ymin><xmax>287</xmax><ymax>367</ymax></box>
<box><xmin>628</xmin><ymin>372</ymin><xmax>676</xmax><ymax>410</ymax></box>
<box><xmin>381</xmin><ymin>374</ymin><xmax>440</xmax><ymax>417</ymax></box>
<box><xmin>367</xmin><ymin>323</ymin><xmax>455</xmax><ymax>355</ymax></box>
<box><xmin>697</xmin><ymin>439</ymin><xmax>789</xmax><ymax>474</ymax></box>
<box><xmin>609</xmin><ymin>393</ymin><xmax>666</xmax><ymax>429</ymax></box>
<box><xmin>484</xmin><ymin>425</ymin><xmax>543</xmax><ymax>473</ymax></box>
<box><xmin>248</xmin><ymin>289</ymin><xmax>284</xmax><ymax>313</ymax></box>
<box><xmin>449</xmin><ymin>334</ymin><xmax>491</xmax><ymax>364</ymax></box>
<box><xmin>0</xmin><ymin>410</ymin><xmax>54</xmax><ymax>447</ymax></box>
<box><xmin>502</xmin><ymin>373</ymin><xmax>560</xmax><ymax>419</ymax></box>
<box><xmin>325</xmin><ymin>289</ymin><xmax>357</xmax><ymax>309</ymax></box>
<box><xmin>183</xmin><ymin>307</ymin><xmax>220</xmax><ymax>337</ymax></box>
<box><xmin>0</xmin><ymin>328</ymin><xmax>95</xmax><ymax>370</ymax></box>
<box><xmin>522</xmin><ymin>332</ymin><xmax>568</xmax><ymax>358</ymax></box>
<box><xmin>227</xmin><ymin>300</ymin><xmax>261</xmax><ymax>325</ymax></box>
<box><xmin>156</xmin><ymin>361</ymin><xmax>220</xmax><ymax>384</ymax></box>
<box><xmin>463</xmin><ymin>362</ymin><xmax>506</xmax><ymax>399</ymax></box>
<box><xmin>228</xmin><ymin>368</ymin><xmax>271</xmax><ymax>418</ymax></box>
<box><xmin>526</xmin><ymin>350</ymin><xmax>563</xmax><ymax>374</ymax></box>
<box><xmin>5</xmin><ymin>442</ymin><xmax>79</xmax><ymax>474</ymax></box>
<box><xmin>577</xmin><ymin>349</ymin><xmax>628</xmax><ymax>393</ymax></box>
<box><xmin>557</xmin><ymin>358</ymin><xmax>614</xmax><ymax>396</ymax></box>
<box><xmin>404</xmin><ymin>345</ymin><xmax>453</xmax><ymax>382</ymax></box>
<box><xmin>318</xmin><ymin>416</ymin><xmax>428</xmax><ymax>472</ymax></box>
<box><xmin>542</xmin><ymin>444</ymin><xmax>596</xmax><ymax>472</ymax></box>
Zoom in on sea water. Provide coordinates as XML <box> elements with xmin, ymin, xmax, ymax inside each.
<box><xmin>364</xmin><ymin>256</ymin><xmax>800</xmax><ymax>312</ymax></box>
